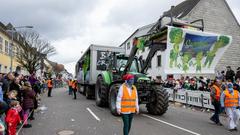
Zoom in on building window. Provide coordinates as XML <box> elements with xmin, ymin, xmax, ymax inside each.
<box><xmin>5</xmin><ymin>40</ymin><xmax>9</xmax><ymax>54</ymax></box>
<box><xmin>0</xmin><ymin>36</ymin><xmax>3</xmax><ymax>53</ymax></box>
<box><xmin>127</xmin><ymin>42</ymin><xmax>130</xmax><ymax>50</ymax></box>
<box><xmin>0</xmin><ymin>64</ymin><xmax>1</xmax><ymax>73</ymax></box>
<box><xmin>157</xmin><ymin>55</ymin><xmax>162</xmax><ymax>67</ymax></box>
<box><xmin>4</xmin><ymin>66</ymin><xmax>7</xmax><ymax>73</ymax></box>
<box><xmin>9</xmin><ymin>43</ymin><xmax>13</xmax><ymax>56</ymax></box>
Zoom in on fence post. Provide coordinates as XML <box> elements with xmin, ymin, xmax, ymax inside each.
<box><xmin>201</xmin><ymin>93</ymin><xmax>204</xmax><ymax>108</ymax></box>
<box><xmin>173</xmin><ymin>88</ymin><xmax>176</xmax><ymax>102</ymax></box>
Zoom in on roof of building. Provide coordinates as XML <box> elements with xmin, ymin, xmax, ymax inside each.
<box><xmin>119</xmin><ymin>23</ymin><xmax>155</xmax><ymax>47</ymax></box>
<box><xmin>45</xmin><ymin>59</ymin><xmax>57</xmax><ymax>67</ymax></box>
<box><xmin>148</xmin><ymin>0</ymin><xmax>201</xmax><ymax>33</ymax></box>
<box><xmin>163</xmin><ymin>0</ymin><xmax>200</xmax><ymax>19</ymax></box>
<box><xmin>163</xmin><ymin>0</ymin><xmax>239</xmax><ymax>27</ymax></box>
<box><xmin>223</xmin><ymin>0</ymin><xmax>240</xmax><ymax>27</ymax></box>
<box><xmin>0</xmin><ymin>22</ymin><xmax>26</xmax><ymax>45</ymax></box>
<box><xmin>119</xmin><ymin>0</ymin><xmax>201</xmax><ymax>47</ymax></box>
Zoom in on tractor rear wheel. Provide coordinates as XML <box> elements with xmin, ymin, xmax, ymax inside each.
<box><xmin>109</xmin><ymin>83</ymin><xmax>121</xmax><ymax>116</ymax></box>
<box><xmin>146</xmin><ymin>86</ymin><xmax>169</xmax><ymax>115</ymax></box>
<box><xmin>95</xmin><ymin>76</ymin><xmax>108</xmax><ymax>107</ymax></box>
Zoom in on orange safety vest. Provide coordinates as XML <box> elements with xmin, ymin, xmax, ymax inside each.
<box><xmin>68</xmin><ymin>80</ymin><xmax>72</xmax><ymax>86</ymax></box>
<box><xmin>211</xmin><ymin>85</ymin><xmax>221</xmax><ymax>101</ymax></box>
<box><xmin>47</xmin><ymin>80</ymin><xmax>53</xmax><ymax>88</ymax></box>
<box><xmin>224</xmin><ymin>90</ymin><xmax>239</xmax><ymax>107</ymax></box>
<box><xmin>72</xmin><ymin>82</ymin><xmax>76</xmax><ymax>89</ymax></box>
<box><xmin>121</xmin><ymin>83</ymin><xmax>137</xmax><ymax>113</ymax></box>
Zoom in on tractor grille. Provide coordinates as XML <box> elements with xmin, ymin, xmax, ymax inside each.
<box><xmin>136</xmin><ymin>80</ymin><xmax>151</xmax><ymax>90</ymax></box>
<box><xmin>136</xmin><ymin>81</ymin><xmax>152</xmax><ymax>103</ymax></box>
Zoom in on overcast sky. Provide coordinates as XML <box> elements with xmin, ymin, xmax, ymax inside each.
<box><xmin>0</xmin><ymin>0</ymin><xmax>239</xmax><ymax>75</ymax></box>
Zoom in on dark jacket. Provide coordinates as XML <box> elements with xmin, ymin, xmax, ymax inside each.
<box><xmin>2</xmin><ymin>78</ymin><xmax>12</xmax><ymax>101</ymax></box>
<box><xmin>33</xmin><ymin>82</ymin><xmax>41</xmax><ymax>94</ymax></box>
<box><xmin>235</xmin><ymin>71</ymin><xmax>240</xmax><ymax>80</ymax></box>
<box><xmin>226</xmin><ymin>70</ymin><xmax>235</xmax><ymax>81</ymax></box>
<box><xmin>9</xmin><ymin>82</ymin><xmax>20</xmax><ymax>92</ymax></box>
<box><xmin>22</xmin><ymin>86</ymin><xmax>36</xmax><ymax>110</ymax></box>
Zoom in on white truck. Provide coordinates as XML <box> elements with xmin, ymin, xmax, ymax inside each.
<box><xmin>75</xmin><ymin>44</ymin><xmax>125</xmax><ymax>98</ymax></box>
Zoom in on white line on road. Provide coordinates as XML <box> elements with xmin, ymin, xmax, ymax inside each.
<box><xmin>142</xmin><ymin>114</ymin><xmax>201</xmax><ymax>135</ymax></box>
<box><xmin>87</xmin><ymin>107</ymin><xmax>101</xmax><ymax>122</ymax></box>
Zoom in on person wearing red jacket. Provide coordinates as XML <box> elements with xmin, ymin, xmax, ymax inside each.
<box><xmin>5</xmin><ymin>101</ymin><xmax>22</xmax><ymax>135</ymax></box>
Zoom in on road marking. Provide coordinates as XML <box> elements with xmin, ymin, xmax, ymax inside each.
<box><xmin>87</xmin><ymin>107</ymin><xmax>101</xmax><ymax>122</ymax></box>
<box><xmin>142</xmin><ymin>114</ymin><xmax>201</xmax><ymax>135</ymax></box>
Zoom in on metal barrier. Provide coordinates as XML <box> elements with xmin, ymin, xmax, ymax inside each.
<box><xmin>166</xmin><ymin>88</ymin><xmax>214</xmax><ymax>109</ymax></box>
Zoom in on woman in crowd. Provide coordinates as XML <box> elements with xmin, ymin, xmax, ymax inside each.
<box><xmin>22</xmin><ymin>82</ymin><xmax>36</xmax><ymax>128</ymax></box>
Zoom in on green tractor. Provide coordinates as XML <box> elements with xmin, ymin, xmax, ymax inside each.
<box><xmin>95</xmin><ymin>40</ymin><xmax>169</xmax><ymax>115</ymax></box>
<box><xmin>95</xmin><ymin>8</ymin><xmax>206</xmax><ymax>115</ymax></box>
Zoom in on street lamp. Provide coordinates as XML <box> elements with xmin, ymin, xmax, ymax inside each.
<box><xmin>8</xmin><ymin>25</ymin><xmax>33</xmax><ymax>72</ymax></box>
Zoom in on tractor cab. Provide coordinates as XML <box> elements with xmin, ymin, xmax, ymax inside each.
<box><xmin>109</xmin><ymin>54</ymin><xmax>143</xmax><ymax>82</ymax></box>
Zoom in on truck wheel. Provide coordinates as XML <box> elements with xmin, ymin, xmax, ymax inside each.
<box><xmin>146</xmin><ymin>86</ymin><xmax>169</xmax><ymax>115</ymax></box>
<box><xmin>95</xmin><ymin>76</ymin><xmax>108</xmax><ymax>107</ymax></box>
<box><xmin>85</xmin><ymin>86</ymin><xmax>91</xmax><ymax>99</ymax></box>
<box><xmin>79</xmin><ymin>87</ymin><xmax>84</xmax><ymax>94</ymax></box>
<box><xmin>109</xmin><ymin>84</ymin><xmax>121</xmax><ymax>116</ymax></box>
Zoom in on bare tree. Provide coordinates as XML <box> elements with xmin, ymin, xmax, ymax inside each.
<box><xmin>16</xmin><ymin>31</ymin><xmax>56</xmax><ymax>74</ymax></box>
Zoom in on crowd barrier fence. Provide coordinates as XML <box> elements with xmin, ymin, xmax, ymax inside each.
<box><xmin>166</xmin><ymin>88</ymin><xmax>214</xmax><ymax>110</ymax></box>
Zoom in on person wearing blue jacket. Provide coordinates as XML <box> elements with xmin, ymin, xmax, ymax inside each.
<box><xmin>220</xmin><ymin>83</ymin><xmax>240</xmax><ymax>131</ymax></box>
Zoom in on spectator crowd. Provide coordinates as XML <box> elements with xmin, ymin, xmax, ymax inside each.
<box><xmin>157</xmin><ymin>66</ymin><xmax>240</xmax><ymax>92</ymax></box>
<box><xmin>0</xmin><ymin>72</ymin><xmax>50</xmax><ymax>135</ymax></box>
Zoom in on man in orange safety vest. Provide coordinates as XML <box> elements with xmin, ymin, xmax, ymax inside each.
<box><xmin>220</xmin><ymin>83</ymin><xmax>240</xmax><ymax>131</ymax></box>
<box><xmin>210</xmin><ymin>79</ymin><xmax>222</xmax><ymax>125</ymax></box>
<box><xmin>116</xmin><ymin>74</ymin><xmax>139</xmax><ymax>135</ymax></box>
<box><xmin>47</xmin><ymin>78</ymin><xmax>53</xmax><ymax>97</ymax></box>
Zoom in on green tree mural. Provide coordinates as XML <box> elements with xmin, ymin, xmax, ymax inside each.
<box><xmin>204</xmin><ymin>36</ymin><xmax>230</xmax><ymax>68</ymax></box>
<box><xmin>169</xmin><ymin>28</ymin><xmax>183</xmax><ymax>68</ymax></box>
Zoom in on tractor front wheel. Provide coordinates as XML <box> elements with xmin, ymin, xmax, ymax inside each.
<box><xmin>146</xmin><ymin>86</ymin><xmax>169</xmax><ymax>115</ymax></box>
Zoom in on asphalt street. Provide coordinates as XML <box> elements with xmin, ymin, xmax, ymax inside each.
<box><xmin>19</xmin><ymin>87</ymin><xmax>240</xmax><ymax>135</ymax></box>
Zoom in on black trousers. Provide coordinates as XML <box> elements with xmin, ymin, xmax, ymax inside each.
<box><xmin>73</xmin><ymin>89</ymin><xmax>77</xmax><ymax>99</ymax></box>
<box><xmin>122</xmin><ymin>113</ymin><xmax>134</xmax><ymax>135</ymax></box>
<box><xmin>48</xmin><ymin>87</ymin><xmax>52</xmax><ymax>97</ymax></box>
<box><xmin>210</xmin><ymin>101</ymin><xmax>221</xmax><ymax>124</ymax></box>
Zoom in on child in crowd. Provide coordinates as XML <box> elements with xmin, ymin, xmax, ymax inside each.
<box><xmin>6</xmin><ymin>90</ymin><xmax>18</xmax><ymax>109</ymax></box>
<box><xmin>5</xmin><ymin>101</ymin><xmax>22</xmax><ymax>135</ymax></box>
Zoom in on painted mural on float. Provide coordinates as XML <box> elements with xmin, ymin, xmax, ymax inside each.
<box><xmin>165</xmin><ymin>26</ymin><xmax>232</xmax><ymax>74</ymax></box>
